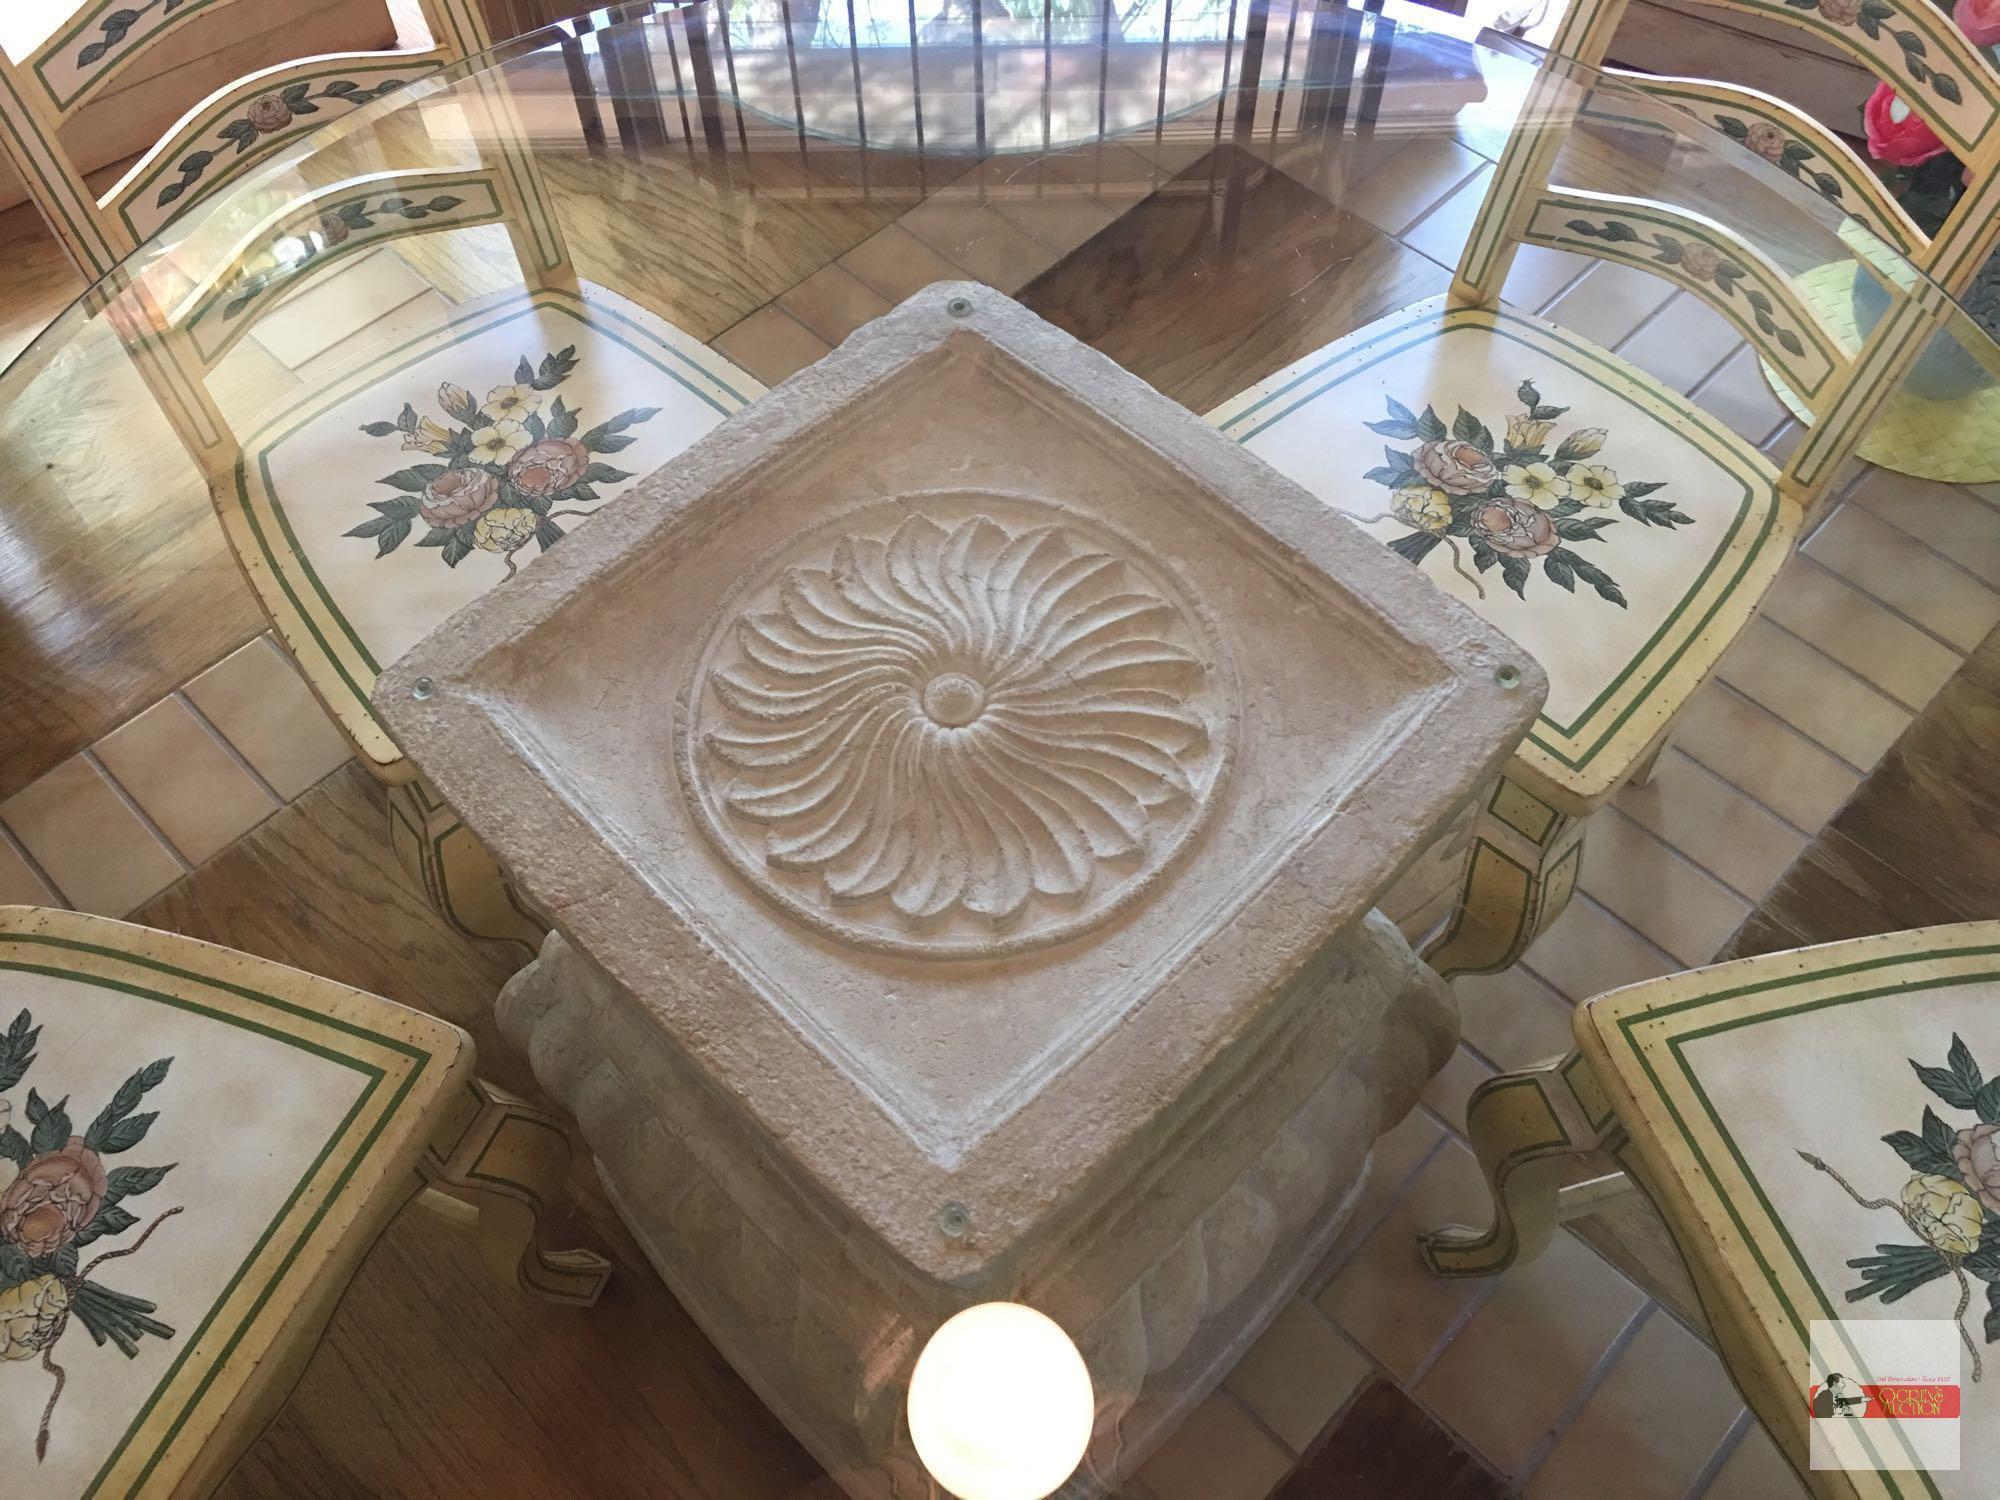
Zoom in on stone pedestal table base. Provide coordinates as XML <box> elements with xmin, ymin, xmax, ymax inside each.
<box><xmin>498</xmin><ymin>914</ymin><xmax>1455</xmax><ymax>1497</ymax></box>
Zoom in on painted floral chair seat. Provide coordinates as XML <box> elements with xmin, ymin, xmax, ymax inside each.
<box><xmin>1422</xmin><ymin>922</ymin><xmax>2000</xmax><ymax>1496</ymax></box>
<box><xmin>0</xmin><ymin>905</ymin><xmax>605</xmax><ymax>1497</ymax></box>
<box><xmin>210</xmin><ymin>277</ymin><xmax>762</xmax><ymax>944</ymax></box>
<box><xmin>1205</xmin><ymin>0</ymin><xmax>1973</xmax><ymax>977</ymax></box>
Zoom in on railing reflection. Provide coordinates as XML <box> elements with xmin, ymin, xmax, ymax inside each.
<box><xmin>522</xmin><ymin>0</ymin><xmax>1491</xmax><ymax>164</ymax></box>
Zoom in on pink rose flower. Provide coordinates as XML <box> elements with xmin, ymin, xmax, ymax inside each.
<box><xmin>420</xmin><ymin>467</ymin><xmax>500</xmax><ymax>526</ymax></box>
<box><xmin>1956</xmin><ymin>0</ymin><xmax>2000</xmax><ymax>46</ymax></box>
<box><xmin>245</xmin><ymin>94</ymin><xmax>293</xmax><ymax>134</ymax></box>
<box><xmin>1954</xmin><ymin>1122</ymin><xmax>2000</xmax><ymax>1213</ymax></box>
<box><xmin>0</xmin><ymin>1138</ymin><xmax>108</xmax><ymax>1258</ymax></box>
<box><xmin>1743</xmin><ymin>122</ymin><xmax>1788</xmax><ymax>162</ymax></box>
<box><xmin>1474</xmin><ymin>498</ymin><xmax>1558</xmax><ymax>558</ymax></box>
<box><xmin>506</xmin><ymin>436</ymin><xmax>591</xmax><ymax>499</ymax></box>
<box><xmin>1412</xmin><ymin>438</ymin><xmax>1499</xmax><ymax>495</ymax></box>
<box><xmin>1863</xmin><ymin>85</ymin><xmax>1949</xmax><ymax>167</ymax></box>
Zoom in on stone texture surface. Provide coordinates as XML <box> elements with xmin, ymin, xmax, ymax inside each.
<box><xmin>499</xmin><ymin>912</ymin><xmax>1457</xmax><ymax>1494</ymax></box>
<box><xmin>375</xmin><ymin>284</ymin><xmax>1546</xmax><ymax>1494</ymax></box>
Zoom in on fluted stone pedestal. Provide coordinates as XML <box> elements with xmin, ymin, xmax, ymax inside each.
<box><xmin>375</xmin><ymin>285</ymin><xmax>1545</xmax><ymax>1496</ymax></box>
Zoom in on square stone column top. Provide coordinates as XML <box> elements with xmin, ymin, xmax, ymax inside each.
<box><xmin>375</xmin><ymin>284</ymin><xmax>1545</xmax><ymax>1281</ymax></box>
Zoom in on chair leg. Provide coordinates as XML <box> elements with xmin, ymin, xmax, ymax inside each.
<box><xmin>1627</xmin><ymin>734</ymin><xmax>1669</xmax><ymax>789</ymax></box>
<box><xmin>1420</xmin><ymin>1050</ymin><xmax>1626</xmax><ymax>1276</ymax></box>
<box><xmin>386</xmin><ymin>777</ymin><xmax>548</xmax><ymax>951</ymax></box>
<box><xmin>419</xmin><ymin>1078</ymin><xmax>612</xmax><ymax>1305</ymax></box>
<box><xmin>1421</xmin><ymin>777</ymin><xmax>1585</xmax><ymax>981</ymax></box>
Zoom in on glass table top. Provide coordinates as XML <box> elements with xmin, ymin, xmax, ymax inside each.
<box><xmin>3</xmin><ymin>4</ymin><xmax>2000</xmax><ymax>1495</ymax></box>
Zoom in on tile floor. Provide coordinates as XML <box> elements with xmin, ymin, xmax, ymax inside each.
<box><xmin>7</xmin><ymin>110</ymin><xmax>1998</xmax><ymax>1500</ymax></box>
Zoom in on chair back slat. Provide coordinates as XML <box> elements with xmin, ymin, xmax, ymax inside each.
<box><xmin>25</xmin><ymin>0</ymin><xmax>266</xmax><ymax>121</ymax></box>
<box><xmin>171</xmin><ymin>167</ymin><xmax>507</xmax><ymax>371</ymax></box>
<box><xmin>1522</xmin><ymin>187</ymin><xmax>1848</xmax><ymax>401</ymax></box>
<box><xmin>108</xmin><ymin>45</ymin><xmax>456</xmax><ymax>244</ymax></box>
<box><xmin>0</xmin><ymin>0</ymin><xmax>496</xmax><ymax>279</ymax></box>
<box><xmin>1672</xmin><ymin>0</ymin><xmax>2000</xmax><ymax>159</ymax></box>
<box><xmin>1620</xmin><ymin>73</ymin><xmax>1924</xmax><ymax>255</ymax></box>
<box><xmin>1456</xmin><ymin>0</ymin><xmax>2000</xmax><ymax>508</ymax></box>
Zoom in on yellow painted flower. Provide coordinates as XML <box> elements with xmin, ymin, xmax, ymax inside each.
<box><xmin>0</xmin><ymin>1275</ymin><xmax>67</xmax><ymax>1361</ymax></box>
<box><xmin>468</xmin><ymin>421</ymin><xmax>530</xmax><ymax>465</ymax></box>
<box><xmin>1391</xmin><ymin>485</ymin><xmax>1452</xmax><ymax>534</ymax></box>
<box><xmin>1903</xmin><ymin>1172</ymin><xmax>1982</xmax><ymax>1256</ymax></box>
<box><xmin>437</xmin><ymin>382</ymin><xmax>475</xmax><ymax>419</ymax></box>
<box><xmin>1506</xmin><ymin>414</ymin><xmax>1554</xmax><ymax>449</ymax></box>
<box><xmin>1568</xmin><ymin>464</ymin><xmax>1624</xmax><ymax>507</ymax></box>
<box><xmin>1502</xmin><ymin>462</ymin><xmax>1569</xmax><ymax>508</ymax></box>
<box><xmin>473</xmin><ymin>505</ymin><xmax>540</xmax><ymax>555</ymax></box>
<box><xmin>1561</xmin><ymin>427</ymin><xmax>1608</xmax><ymax>460</ymax></box>
<box><xmin>401</xmin><ymin>417</ymin><xmax>453</xmax><ymax>456</ymax></box>
<box><xmin>482</xmin><ymin>383</ymin><xmax>543</xmax><ymax>421</ymax></box>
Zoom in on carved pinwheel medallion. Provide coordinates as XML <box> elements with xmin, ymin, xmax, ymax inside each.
<box><xmin>678</xmin><ymin>499</ymin><xmax>1233</xmax><ymax>956</ymax></box>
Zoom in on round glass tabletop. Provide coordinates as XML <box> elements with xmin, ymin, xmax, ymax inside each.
<box><xmin>2</xmin><ymin>3</ymin><xmax>1999</xmax><ymax>1496</ymax></box>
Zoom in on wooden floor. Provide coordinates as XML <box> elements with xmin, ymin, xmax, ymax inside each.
<box><xmin>1726</xmin><ymin>621</ymin><xmax>2000</xmax><ymax>957</ymax></box>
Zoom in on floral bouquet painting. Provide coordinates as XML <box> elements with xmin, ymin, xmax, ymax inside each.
<box><xmin>1803</xmin><ymin>1033</ymin><xmax>2000</xmax><ymax>1382</ymax></box>
<box><xmin>0</xmin><ymin>1010</ymin><xmax>180</xmax><ymax>1458</ymax></box>
<box><xmin>346</xmin><ymin>345</ymin><xmax>661</xmax><ymax>579</ymax></box>
<box><xmin>1359</xmin><ymin>380</ymin><xmax>1695</xmax><ymax>606</ymax></box>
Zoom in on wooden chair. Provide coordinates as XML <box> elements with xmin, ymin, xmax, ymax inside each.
<box><xmin>1208</xmin><ymin>0</ymin><xmax>1972</xmax><ymax>979</ymax></box>
<box><xmin>0</xmin><ymin>903</ymin><xmax>607</xmax><ymax>1495</ymax></box>
<box><xmin>1421</xmin><ymin>922</ymin><xmax>2000</xmax><ymax>1495</ymax></box>
<box><xmin>4</xmin><ymin>0</ymin><xmax>764</xmax><ymax>947</ymax></box>
<box><xmin>0</xmin><ymin>0</ymin><xmax>499</xmax><ymax>282</ymax></box>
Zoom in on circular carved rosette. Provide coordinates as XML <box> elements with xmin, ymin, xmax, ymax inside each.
<box><xmin>678</xmin><ymin>495</ymin><xmax>1232</xmax><ymax>957</ymax></box>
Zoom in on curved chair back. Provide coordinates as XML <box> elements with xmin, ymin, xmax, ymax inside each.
<box><xmin>1454</xmin><ymin>0</ymin><xmax>1994</xmax><ymax>509</ymax></box>
<box><xmin>0</xmin><ymin>0</ymin><xmax>497</xmax><ymax>280</ymax></box>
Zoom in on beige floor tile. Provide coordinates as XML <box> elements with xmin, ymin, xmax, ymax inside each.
<box><xmin>1400</xmin><ymin>166</ymin><xmax>1497</xmax><ymax>268</ymax></box>
<box><xmin>181</xmin><ymin>638</ymin><xmax>355</xmax><ymax>801</ymax></box>
<box><xmin>778</xmin><ymin>264</ymin><xmax>894</xmax><ymax>347</ymax></box>
<box><xmin>1849</xmin><ymin>468</ymin><xmax>2000</xmax><ymax>588</ymax></box>
<box><xmin>1454</xmin><ymin>966</ymin><xmax>1575</xmax><ymax>1070</ymax></box>
<box><xmin>0</xmin><ymin>829</ymin><xmax>61</xmax><ymax>906</ymax></box>
<box><xmin>1804</xmin><ymin>502</ymin><xmax>2000</xmax><ymax>653</ymax></box>
<box><xmin>1420</xmin><ymin>1044</ymin><xmax>1496</xmax><ymax>1137</ymax></box>
<box><xmin>1715</xmin><ymin>619</ymin><xmax>1911</xmax><ymax>772</ymax></box>
<box><xmin>711</xmin><ymin>305</ymin><xmax>833</xmax><ymax>387</ymax></box>
<box><xmin>989</xmin><ymin>190</ymin><xmax>1123</xmax><ymax>258</ymax></box>
<box><xmin>1669</xmin><ymin>682</ymin><xmax>1863</xmax><ymax>833</ymax></box>
<box><xmin>247</xmin><ymin>249</ymin><xmax>434</xmax><ymax>370</ymax></box>
<box><xmin>896</xmin><ymin>198</ymin><xmax>1058</xmax><ymax>293</ymax></box>
<box><xmin>1127</xmin><ymin>1391</ymin><xmax>1293</xmax><ymax>1500</ymax></box>
<box><xmin>1502</xmin><ymin>244</ymin><xmax>1591</xmax><ymax>316</ymax></box>
<box><xmin>1346</xmin><ymin>136</ymin><xmax>1487</xmax><ymax>237</ymax></box>
<box><xmin>1700</xmin><ymin>1420</ymin><xmax>1809</xmax><ymax>1499</ymax></box>
<box><xmin>292</xmin><ymin>287</ymin><xmax>457</xmax><ymax>390</ymax></box>
<box><xmin>1609</xmin><ymin>293</ymin><xmax>1744</xmax><ymax>394</ymax></box>
<box><xmin>1416</xmin><ymin>1231</ymin><xmax>1647</xmax><ymax>1476</ymax></box>
<box><xmin>209</xmin><ymin>338</ymin><xmax>306</xmax><ymax>435</ymax></box>
<box><xmin>838</xmin><ymin>223</ymin><xmax>972</xmax><ymax>303</ymax></box>
<box><xmin>0</xmin><ymin>756</ymin><xmax>185</xmax><ymax>917</ymax></box>
<box><xmin>1521</xmin><ymin>895</ymin><xmax>1678</xmax><ymax>1006</ymax></box>
<box><xmin>1760</xmin><ymin>559</ymin><xmax>1963</xmax><ymax>713</ymax></box>
<box><xmin>1689</xmin><ymin>345</ymin><xmax>1790</xmax><ymax>445</ymax></box>
<box><xmin>94</xmin><ymin>695</ymin><xmax>281</xmax><ymax>866</ymax></box>
<box><xmin>1316</xmin><ymin>1139</ymin><xmax>1490</xmax><ymax>1380</ymax></box>
<box><xmin>1613</xmin><ymin>750</ymin><xmax>1807</xmax><ymax>903</ymax></box>
<box><xmin>1525</xmin><ymin>1307</ymin><xmax>1742</xmax><ymax>1500</ymax></box>
<box><xmin>1578</xmin><ymin>810</ymin><xmax>1749</xmax><ymax>967</ymax></box>
<box><xmin>1542</xmin><ymin>263</ymin><xmax>1679</xmax><ymax>354</ymax></box>
<box><xmin>1223</xmin><ymin>1299</ymin><xmax>1373</xmax><ymax>1452</ymax></box>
